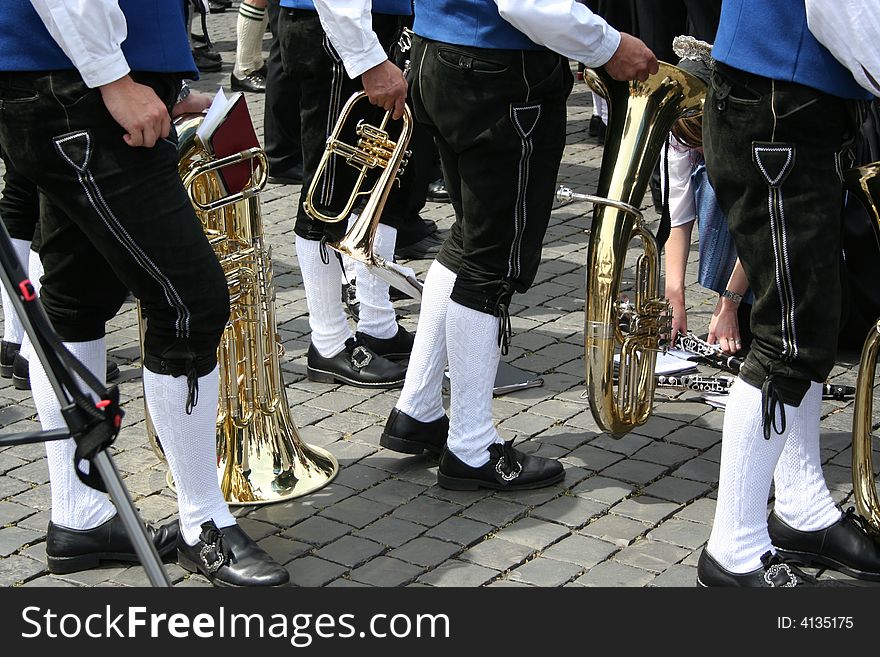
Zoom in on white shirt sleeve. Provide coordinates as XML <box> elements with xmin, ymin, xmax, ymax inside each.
<box><xmin>806</xmin><ymin>0</ymin><xmax>880</xmax><ymax>97</ymax></box>
<box><xmin>313</xmin><ymin>0</ymin><xmax>390</xmax><ymax>80</ymax></box>
<box><xmin>29</xmin><ymin>0</ymin><xmax>130</xmax><ymax>88</ymax></box>
<box><xmin>662</xmin><ymin>136</ymin><xmax>697</xmax><ymax>228</ymax></box>
<box><xmin>495</xmin><ymin>0</ymin><xmax>620</xmax><ymax>68</ymax></box>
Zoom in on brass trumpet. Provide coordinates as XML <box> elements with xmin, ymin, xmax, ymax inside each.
<box><xmin>141</xmin><ymin>114</ymin><xmax>339</xmax><ymax>506</ymax></box>
<box><xmin>558</xmin><ymin>63</ymin><xmax>705</xmax><ymax>438</ymax></box>
<box><xmin>304</xmin><ymin>91</ymin><xmax>422</xmax><ymax>300</ymax></box>
<box><xmin>844</xmin><ymin>162</ymin><xmax>880</xmax><ymax>532</ymax></box>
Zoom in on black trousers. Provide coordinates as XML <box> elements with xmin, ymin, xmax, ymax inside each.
<box><xmin>264</xmin><ymin>0</ymin><xmax>302</xmax><ymax>177</ymax></box>
<box><xmin>0</xmin><ymin>149</ymin><xmax>39</xmax><ymax>243</ymax></box>
<box><xmin>0</xmin><ymin>71</ymin><xmax>229</xmax><ymax>378</ymax></box>
<box><xmin>703</xmin><ymin>63</ymin><xmax>859</xmax><ymax>406</ymax></box>
<box><xmin>277</xmin><ymin>9</ymin><xmax>411</xmax><ymax>242</ymax></box>
<box><xmin>410</xmin><ymin>36</ymin><xmax>573</xmax><ymax>315</ymax></box>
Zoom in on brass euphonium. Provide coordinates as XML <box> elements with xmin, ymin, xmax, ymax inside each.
<box><xmin>304</xmin><ymin>91</ymin><xmax>422</xmax><ymax>300</ymax></box>
<box><xmin>141</xmin><ymin>114</ymin><xmax>339</xmax><ymax>505</ymax></box>
<box><xmin>843</xmin><ymin>162</ymin><xmax>880</xmax><ymax>532</ymax></box>
<box><xmin>557</xmin><ymin>63</ymin><xmax>705</xmax><ymax>438</ymax></box>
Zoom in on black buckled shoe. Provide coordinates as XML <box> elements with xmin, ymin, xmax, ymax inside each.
<box><xmin>769</xmin><ymin>507</ymin><xmax>880</xmax><ymax>581</ymax></box>
<box><xmin>231</xmin><ymin>70</ymin><xmax>266</xmax><ymax>93</ymax></box>
<box><xmin>1</xmin><ymin>340</ymin><xmax>20</xmax><ymax>378</ymax></box>
<box><xmin>306</xmin><ymin>338</ymin><xmax>406</xmax><ymax>388</ymax></box>
<box><xmin>697</xmin><ymin>549</ymin><xmax>816</xmax><ymax>587</ymax></box>
<box><xmin>177</xmin><ymin>521</ymin><xmax>289</xmax><ymax>587</ymax></box>
<box><xmin>355</xmin><ymin>325</ymin><xmax>414</xmax><ymax>360</ymax></box>
<box><xmin>426</xmin><ymin>178</ymin><xmax>450</xmax><ymax>203</ymax></box>
<box><xmin>437</xmin><ymin>440</ymin><xmax>564</xmax><ymax>491</ymax></box>
<box><xmin>12</xmin><ymin>355</ymin><xmax>120</xmax><ymax>391</ymax></box>
<box><xmin>192</xmin><ymin>46</ymin><xmax>222</xmax><ymax>73</ymax></box>
<box><xmin>46</xmin><ymin>514</ymin><xmax>179</xmax><ymax>574</ymax></box>
<box><xmin>380</xmin><ymin>408</ymin><xmax>448</xmax><ymax>455</ymax></box>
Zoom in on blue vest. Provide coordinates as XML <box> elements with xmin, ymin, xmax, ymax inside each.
<box><xmin>713</xmin><ymin>0</ymin><xmax>870</xmax><ymax>100</ymax></box>
<box><xmin>280</xmin><ymin>0</ymin><xmax>412</xmax><ymax>15</ymax></box>
<box><xmin>413</xmin><ymin>0</ymin><xmax>543</xmax><ymax>50</ymax></box>
<box><xmin>0</xmin><ymin>0</ymin><xmax>196</xmax><ymax>78</ymax></box>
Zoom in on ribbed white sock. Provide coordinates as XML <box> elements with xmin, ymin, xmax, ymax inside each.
<box><xmin>773</xmin><ymin>381</ymin><xmax>841</xmax><ymax>531</ymax></box>
<box><xmin>19</xmin><ymin>249</ymin><xmax>44</xmax><ymax>363</ymax></box>
<box><xmin>446</xmin><ymin>300</ymin><xmax>502</xmax><ymax>467</ymax></box>
<box><xmin>233</xmin><ymin>1</ymin><xmax>268</xmax><ymax>78</ymax></box>
<box><xmin>396</xmin><ymin>261</ymin><xmax>456</xmax><ymax>422</ymax></box>
<box><xmin>31</xmin><ymin>338</ymin><xmax>117</xmax><ymax>529</ymax></box>
<box><xmin>356</xmin><ymin>223</ymin><xmax>398</xmax><ymax>339</ymax></box>
<box><xmin>707</xmin><ymin>377</ymin><xmax>789</xmax><ymax>573</ymax></box>
<box><xmin>296</xmin><ymin>235</ymin><xmax>352</xmax><ymax>358</ymax></box>
<box><xmin>1</xmin><ymin>238</ymin><xmax>31</xmax><ymax>345</ymax></box>
<box><xmin>143</xmin><ymin>366</ymin><xmax>236</xmax><ymax>545</ymax></box>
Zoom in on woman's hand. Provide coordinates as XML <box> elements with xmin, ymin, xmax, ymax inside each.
<box><xmin>668</xmin><ymin>296</ymin><xmax>687</xmax><ymax>348</ymax></box>
<box><xmin>708</xmin><ymin>297</ymin><xmax>741</xmax><ymax>354</ymax></box>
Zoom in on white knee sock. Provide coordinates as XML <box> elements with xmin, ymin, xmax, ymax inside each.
<box><xmin>707</xmin><ymin>377</ymin><xmax>791</xmax><ymax>573</ymax></box>
<box><xmin>773</xmin><ymin>381</ymin><xmax>841</xmax><ymax>531</ymax></box>
<box><xmin>31</xmin><ymin>338</ymin><xmax>117</xmax><ymax>529</ymax></box>
<box><xmin>143</xmin><ymin>366</ymin><xmax>236</xmax><ymax>545</ymax></box>
<box><xmin>446</xmin><ymin>300</ymin><xmax>502</xmax><ymax>467</ymax></box>
<box><xmin>296</xmin><ymin>236</ymin><xmax>352</xmax><ymax>358</ymax></box>
<box><xmin>233</xmin><ymin>1</ymin><xmax>268</xmax><ymax>78</ymax></box>
<box><xmin>19</xmin><ymin>249</ymin><xmax>43</xmax><ymax>363</ymax></box>
<box><xmin>396</xmin><ymin>261</ymin><xmax>456</xmax><ymax>422</ymax></box>
<box><xmin>356</xmin><ymin>223</ymin><xmax>398</xmax><ymax>339</ymax></box>
<box><xmin>1</xmin><ymin>238</ymin><xmax>31</xmax><ymax>345</ymax></box>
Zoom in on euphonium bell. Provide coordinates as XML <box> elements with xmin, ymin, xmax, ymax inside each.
<box><xmin>843</xmin><ymin>162</ymin><xmax>880</xmax><ymax>533</ymax></box>
<box><xmin>140</xmin><ymin>113</ymin><xmax>338</xmax><ymax>505</ymax></box>
<box><xmin>558</xmin><ymin>63</ymin><xmax>705</xmax><ymax>438</ymax></box>
<box><xmin>304</xmin><ymin>91</ymin><xmax>423</xmax><ymax>300</ymax></box>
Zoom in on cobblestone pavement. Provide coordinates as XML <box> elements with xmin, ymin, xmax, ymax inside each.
<box><xmin>0</xmin><ymin>6</ymin><xmax>876</xmax><ymax>588</ymax></box>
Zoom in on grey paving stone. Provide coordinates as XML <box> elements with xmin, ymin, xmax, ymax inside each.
<box><xmin>282</xmin><ymin>516</ymin><xmax>352</xmax><ymax>545</ymax></box>
<box><xmin>498</xmin><ymin>412</ymin><xmax>558</xmax><ymax>437</ymax></box>
<box><xmin>326</xmin><ymin>578</ymin><xmax>371</xmax><ymax>587</ymax></box>
<box><xmin>22</xmin><ymin>575</ymin><xmax>80</xmax><ymax>587</ymax></box>
<box><xmin>461</xmin><ymin>498</ymin><xmax>527</xmax><ymax>526</ymax></box>
<box><xmin>349</xmin><ymin>556</ymin><xmax>424</xmax><ymax>587</ymax></box>
<box><xmin>641</xmin><ymin>477</ymin><xmax>712</xmax><ymax>504</ymax></box>
<box><xmin>285</xmin><ymin>556</ymin><xmax>349</xmax><ymax>587</ymax></box>
<box><xmin>571</xmin><ymin>476</ymin><xmax>633</xmax><ymax>505</ymax></box>
<box><xmin>257</xmin><ymin>535</ymin><xmax>312</xmax><ymax>565</ymax></box>
<box><xmin>633</xmin><ymin>441</ymin><xmax>699</xmax><ymax>467</ymax></box>
<box><xmin>647</xmin><ymin>518</ymin><xmax>712</xmax><ymax>550</ymax></box>
<box><xmin>611</xmin><ymin>497</ymin><xmax>680</xmax><ymax>525</ymax></box>
<box><xmin>487</xmin><ymin>579</ymin><xmax>534</xmax><ymax>587</ymax></box>
<box><xmin>542</xmin><ymin>533</ymin><xmax>618</xmax><ymax>568</ymax></box>
<box><xmin>458</xmin><ymin>538</ymin><xmax>534</xmax><ymax>571</ymax></box>
<box><xmin>493</xmin><ymin>517</ymin><xmax>570</xmax><ymax>550</ymax></box>
<box><xmin>392</xmin><ymin>495</ymin><xmax>462</xmax><ymax>526</ymax></box>
<box><xmin>246</xmin><ymin>499</ymin><xmax>319</xmax><ymax>526</ymax></box>
<box><xmin>531</xmin><ymin>496</ymin><xmax>606</xmax><ymax>529</ymax></box>
<box><xmin>425</xmin><ymin>516</ymin><xmax>493</xmax><ymax>547</ymax></box>
<box><xmin>331</xmin><ymin>463</ymin><xmax>391</xmax><ymax>491</ymax></box>
<box><xmin>649</xmin><ymin>563</ymin><xmax>699</xmax><ymax>587</ymax></box>
<box><xmin>600</xmin><ymin>459</ymin><xmax>668</xmax><ymax>486</ymax></box>
<box><xmin>561</xmin><ymin>444</ymin><xmax>624</xmax><ymax>471</ymax></box>
<box><xmin>573</xmin><ymin>561</ymin><xmax>656</xmax><ymax>587</ymax></box>
<box><xmin>315</xmin><ymin>535</ymin><xmax>385</xmax><ymax>567</ymax></box>
<box><xmin>673</xmin><ymin>458</ymin><xmax>720</xmax><ymax>483</ymax></box>
<box><xmin>417</xmin><ymin>560</ymin><xmax>499</xmax><ymax>587</ymax></box>
<box><xmin>389</xmin><ymin>537</ymin><xmax>461</xmax><ymax>567</ymax></box>
<box><xmin>508</xmin><ymin>557</ymin><xmax>582</xmax><ymax>586</ymax></box>
<box><xmin>0</xmin><ymin>476</ymin><xmax>30</xmax><ymax>500</ymax></box>
<box><xmin>614</xmin><ymin>540</ymin><xmax>691</xmax><ymax>573</ymax></box>
<box><xmin>590</xmin><ymin>432</ymin><xmax>653</xmax><ymax>456</ymax></box>
<box><xmin>665</xmin><ymin>425</ymin><xmax>722</xmax><ymax>450</ymax></box>
<box><xmin>580</xmin><ymin>514</ymin><xmax>651</xmax><ymax>547</ymax></box>
<box><xmin>674</xmin><ymin>498</ymin><xmax>717</xmax><ymax>525</ymax></box>
<box><xmin>0</xmin><ymin>500</ymin><xmax>35</xmax><ymax>525</ymax></box>
<box><xmin>236</xmin><ymin>517</ymin><xmax>282</xmax><ymax>542</ymax></box>
<box><xmin>0</xmin><ymin>526</ymin><xmax>41</xmax><ymax>557</ymax></box>
<box><xmin>0</xmin><ymin>554</ymin><xmax>45</xmax><ymax>586</ymax></box>
<box><xmin>7</xmin><ymin>459</ymin><xmax>49</xmax><ymax>485</ymax></box>
<box><xmin>631</xmin><ymin>416</ymin><xmax>684</xmax><ymax>439</ymax></box>
<box><xmin>360</xmin><ymin>479</ymin><xmax>426</xmax><ymax>506</ymax></box>
<box><xmin>354</xmin><ymin>516</ymin><xmax>426</xmax><ymax>548</ymax></box>
<box><xmin>319</xmin><ymin>495</ymin><xmax>394</xmax><ymax>529</ymax></box>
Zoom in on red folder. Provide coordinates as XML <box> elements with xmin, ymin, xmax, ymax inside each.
<box><xmin>204</xmin><ymin>93</ymin><xmax>261</xmax><ymax>195</ymax></box>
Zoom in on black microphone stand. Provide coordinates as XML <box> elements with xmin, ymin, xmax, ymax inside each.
<box><xmin>0</xmin><ymin>222</ymin><xmax>170</xmax><ymax>587</ymax></box>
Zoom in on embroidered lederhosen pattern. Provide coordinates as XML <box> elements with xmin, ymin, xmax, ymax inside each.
<box><xmin>508</xmin><ymin>103</ymin><xmax>541</xmax><ymax>281</ymax></box>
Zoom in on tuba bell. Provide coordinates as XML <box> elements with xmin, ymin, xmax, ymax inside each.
<box><xmin>140</xmin><ymin>113</ymin><xmax>339</xmax><ymax>505</ymax></box>
<box><xmin>557</xmin><ymin>63</ymin><xmax>705</xmax><ymax>438</ymax></box>
<box><xmin>304</xmin><ymin>91</ymin><xmax>422</xmax><ymax>300</ymax></box>
<box><xmin>843</xmin><ymin>162</ymin><xmax>880</xmax><ymax>532</ymax></box>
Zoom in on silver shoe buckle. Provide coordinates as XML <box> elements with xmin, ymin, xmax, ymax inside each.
<box><xmin>200</xmin><ymin>541</ymin><xmax>226</xmax><ymax>573</ymax></box>
<box><xmin>351</xmin><ymin>346</ymin><xmax>373</xmax><ymax>370</ymax></box>
<box><xmin>764</xmin><ymin>562</ymin><xmax>797</xmax><ymax>587</ymax></box>
<box><xmin>495</xmin><ymin>457</ymin><xmax>522</xmax><ymax>482</ymax></box>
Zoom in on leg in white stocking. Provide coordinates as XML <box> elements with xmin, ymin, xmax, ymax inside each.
<box><xmin>295</xmin><ymin>235</ymin><xmax>352</xmax><ymax>358</ymax></box>
<box><xmin>355</xmin><ymin>223</ymin><xmax>399</xmax><ymax>340</ymax></box>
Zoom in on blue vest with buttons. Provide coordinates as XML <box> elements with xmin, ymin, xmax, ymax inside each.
<box><xmin>413</xmin><ymin>0</ymin><xmax>542</xmax><ymax>50</ymax></box>
<box><xmin>0</xmin><ymin>0</ymin><xmax>195</xmax><ymax>77</ymax></box>
<box><xmin>280</xmin><ymin>0</ymin><xmax>412</xmax><ymax>15</ymax></box>
<box><xmin>713</xmin><ymin>0</ymin><xmax>870</xmax><ymax>100</ymax></box>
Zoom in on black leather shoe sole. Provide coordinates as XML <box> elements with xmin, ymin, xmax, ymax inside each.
<box><xmin>774</xmin><ymin>547</ymin><xmax>880</xmax><ymax>582</ymax></box>
<box><xmin>380</xmin><ymin>411</ymin><xmax>447</xmax><ymax>455</ymax></box>
<box><xmin>48</xmin><ymin>541</ymin><xmax>177</xmax><ymax>574</ymax></box>
<box><xmin>437</xmin><ymin>469</ymin><xmax>564</xmax><ymax>491</ymax></box>
<box><xmin>176</xmin><ymin>550</ymin><xmax>289</xmax><ymax>588</ymax></box>
<box><xmin>306</xmin><ymin>365</ymin><xmax>404</xmax><ymax>389</ymax></box>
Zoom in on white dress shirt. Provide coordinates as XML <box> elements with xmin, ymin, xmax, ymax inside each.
<box><xmin>661</xmin><ymin>136</ymin><xmax>698</xmax><ymax>229</ymax></box>
<box><xmin>30</xmin><ymin>0</ymin><xmax>130</xmax><ymax>88</ymax></box>
<box><xmin>806</xmin><ymin>0</ymin><xmax>880</xmax><ymax>97</ymax></box>
<box><xmin>314</xmin><ymin>0</ymin><xmax>621</xmax><ymax>80</ymax></box>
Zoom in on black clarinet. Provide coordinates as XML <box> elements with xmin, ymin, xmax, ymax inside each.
<box><xmin>673</xmin><ymin>332</ymin><xmax>855</xmax><ymax>400</ymax></box>
<box><xmin>655</xmin><ymin>374</ymin><xmax>734</xmax><ymax>393</ymax></box>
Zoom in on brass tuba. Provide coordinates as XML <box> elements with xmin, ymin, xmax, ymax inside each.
<box><xmin>304</xmin><ymin>91</ymin><xmax>422</xmax><ymax>300</ymax></box>
<box><xmin>141</xmin><ymin>114</ymin><xmax>339</xmax><ymax>505</ymax></box>
<box><xmin>557</xmin><ymin>63</ymin><xmax>705</xmax><ymax>438</ymax></box>
<box><xmin>843</xmin><ymin>162</ymin><xmax>880</xmax><ymax>532</ymax></box>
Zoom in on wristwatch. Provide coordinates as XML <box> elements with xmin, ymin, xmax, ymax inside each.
<box><xmin>721</xmin><ymin>289</ymin><xmax>743</xmax><ymax>305</ymax></box>
<box><xmin>176</xmin><ymin>80</ymin><xmax>191</xmax><ymax>104</ymax></box>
